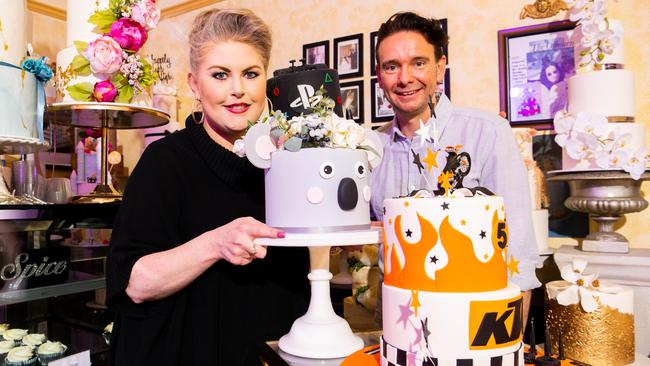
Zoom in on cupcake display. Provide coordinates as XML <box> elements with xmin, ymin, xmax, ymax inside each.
<box><xmin>19</xmin><ymin>335</ymin><xmax>45</xmax><ymax>348</ymax></box>
<box><xmin>4</xmin><ymin>346</ymin><xmax>37</xmax><ymax>366</ymax></box>
<box><xmin>1</xmin><ymin>330</ymin><xmax>27</xmax><ymax>343</ymax></box>
<box><xmin>36</xmin><ymin>342</ymin><xmax>67</xmax><ymax>366</ymax></box>
<box><xmin>0</xmin><ymin>340</ymin><xmax>16</xmax><ymax>360</ymax></box>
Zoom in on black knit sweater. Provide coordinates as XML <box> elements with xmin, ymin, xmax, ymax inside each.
<box><xmin>106</xmin><ymin>117</ymin><xmax>310</xmax><ymax>366</ymax></box>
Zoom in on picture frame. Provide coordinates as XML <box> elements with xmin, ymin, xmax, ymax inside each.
<box><xmin>439</xmin><ymin>18</ymin><xmax>448</xmax><ymax>63</ymax></box>
<box><xmin>437</xmin><ymin>68</ymin><xmax>451</xmax><ymax>101</ymax></box>
<box><xmin>340</xmin><ymin>80</ymin><xmax>364</xmax><ymax>124</ymax></box>
<box><xmin>302</xmin><ymin>40</ymin><xmax>329</xmax><ymax>67</ymax></box>
<box><xmin>370</xmin><ymin>31</ymin><xmax>378</xmax><ymax>76</ymax></box>
<box><xmin>334</xmin><ymin>33</ymin><xmax>363</xmax><ymax>79</ymax></box>
<box><xmin>498</xmin><ymin>20</ymin><xmax>577</xmax><ymax>128</ymax></box>
<box><xmin>370</xmin><ymin>78</ymin><xmax>394</xmax><ymax>122</ymax></box>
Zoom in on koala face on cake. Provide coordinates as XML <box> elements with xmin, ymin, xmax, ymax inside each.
<box><xmin>241</xmin><ymin>93</ymin><xmax>382</xmax><ymax>232</ymax></box>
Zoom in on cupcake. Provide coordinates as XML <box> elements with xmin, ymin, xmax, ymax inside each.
<box><xmin>36</xmin><ymin>341</ymin><xmax>67</xmax><ymax>366</ymax></box>
<box><xmin>4</xmin><ymin>346</ymin><xmax>37</xmax><ymax>366</ymax></box>
<box><xmin>1</xmin><ymin>330</ymin><xmax>27</xmax><ymax>343</ymax></box>
<box><xmin>20</xmin><ymin>334</ymin><xmax>45</xmax><ymax>347</ymax></box>
<box><xmin>0</xmin><ymin>340</ymin><xmax>16</xmax><ymax>361</ymax></box>
<box><xmin>102</xmin><ymin>322</ymin><xmax>113</xmax><ymax>345</ymax></box>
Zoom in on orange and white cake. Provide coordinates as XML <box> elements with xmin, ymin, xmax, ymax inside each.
<box><xmin>380</xmin><ymin>193</ymin><xmax>523</xmax><ymax>365</ymax></box>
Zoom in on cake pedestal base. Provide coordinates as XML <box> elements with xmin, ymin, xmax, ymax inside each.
<box><xmin>256</xmin><ymin>229</ymin><xmax>380</xmax><ymax>359</ymax></box>
<box><xmin>581</xmin><ymin>238</ymin><xmax>629</xmax><ymax>253</ymax></box>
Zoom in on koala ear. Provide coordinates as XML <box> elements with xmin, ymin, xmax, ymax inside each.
<box><xmin>362</xmin><ymin>128</ymin><xmax>384</xmax><ymax>169</ymax></box>
<box><xmin>244</xmin><ymin>123</ymin><xmax>276</xmax><ymax>169</ymax></box>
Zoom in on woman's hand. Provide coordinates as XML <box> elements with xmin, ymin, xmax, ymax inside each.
<box><xmin>208</xmin><ymin>217</ymin><xmax>284</xmax><ymax>265</ymax></box>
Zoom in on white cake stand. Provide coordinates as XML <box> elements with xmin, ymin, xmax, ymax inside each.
<box><xmin>255</xmin><ymin>228</ymin><xmax>380</xmax><ymax>359</ymax></box>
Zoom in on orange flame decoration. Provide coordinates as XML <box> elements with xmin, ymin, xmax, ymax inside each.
<box><xmin>384</xmin><ymin>211</ymin><xmax>508</xmax><ymax>292</ymax></box>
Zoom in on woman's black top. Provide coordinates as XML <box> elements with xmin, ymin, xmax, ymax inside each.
<box><xmin>106</xmin><ymin>116</ymin><xmax>310</xmax><ymax>366</ymax></box>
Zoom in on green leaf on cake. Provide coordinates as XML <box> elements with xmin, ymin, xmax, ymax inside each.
<box><xmin>283</xmin><ymin>136</ymin><xmax>303</xmax><ymax>152</ymax></box>
<box><xmin>89</xmin><ymin>9</ymin><xmax>118</xmax><ymax>34</ymax></box>
<box><xmin>73</xmin><ymin>41</ymin><xmax>88</xmax><ymax>54</ymax></box>
<box><xmin>70</xmin><ymin>55</ymin><xmax>91</xmax><ymax>76</ymax></box>
<box><xmin>67</xmin><ymin>83</ymin><xmax>94</xmax><ymax>102</ymax></box>
<box><xmin>115</xmin><ymin>85</ymin><xmax>134</xmax><ymax>104</ymax></box>
<box><xmin>112</xmin><ymin>73</ymin><xmax>128</xmax><ymax>88</ymax></box>
<box><xmin>138</xmin><ymin>58</ymin><xmax>156</xmax><ymax>87</ymax></box>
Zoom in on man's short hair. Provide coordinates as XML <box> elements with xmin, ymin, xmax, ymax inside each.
<box><xmin>376</xmin><ymin>12</ymin><xmax>449</xmax><ymax>63</ymax></box>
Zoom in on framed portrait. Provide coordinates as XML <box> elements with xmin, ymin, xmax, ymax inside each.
<box><xmin>498</xmin><ymin>20</ymin><xmax>577</xmax><ymax>128</ymax></box>
<box><xmin>370</xmin><ymin>31</ymin><xmax>378</xmax><ymax>76</ymax></box>
<box><xmin>370</xmin><ymin>78</ymin><xmax>394</xmax><ymax>122</ymax></box>
<box><xmin>334</xmin><ymin>33</ymin><xmax>363</xmax><ymax>79</ymax></box>
<box><xmin>340</xmin><ymin>80</ymin><xmax>364</xmax><ymax>124</ymax></box>
<box><xmin>439</xmin><ymin>18</ymin><xmax>448</xmax><ymax>63</ymax></box>
<box><xmin>302</xmin><ymin>40</ymin><xmax>329</xmax><ymax>67</ymax></box>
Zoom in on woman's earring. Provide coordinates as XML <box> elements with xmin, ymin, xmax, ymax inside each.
<box><xmin>266</xmin><ymin>96</ymin><xmax>274</xmax><ymax>113</ymax></box>
<box><xmin>192</xmin><ymin>98</ymin><xmax>204</xmax><ymax>125</ymax></box>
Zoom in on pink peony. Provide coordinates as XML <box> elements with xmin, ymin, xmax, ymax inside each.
<box><xmin>93</xmin><ymin>80</ymin><xmax>118</xmax><ymax>102</ymax></box>
<box><xmin>109</xmin><ymin>18</ymin><xmax>148</xmax><ymax>52</ymax></box>
<box><xmin>83</xmin><ymin>36</ymin><xmax>123</xmax><ymax>77</ymax></box>
<box><xmin>131</xmin><ymin>0</ymin><xmax>160</xmax><ymax>31</ymax></box>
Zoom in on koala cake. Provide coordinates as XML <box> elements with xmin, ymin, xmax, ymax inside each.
<box><xmin>240</xmin><ymin>88</ymin><xmax>382</xmax><ymax>233</ymax></box>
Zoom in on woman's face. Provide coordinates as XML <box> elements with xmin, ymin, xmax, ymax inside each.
<box><xmin>188</xmin><ymin>40</ymin><xmax>267</xmax><ymax>147</ymax></box>
<box><xmin>545</xmin><ymin>65</ymin><xmax>560</xmax><ymax>83</ymax></box>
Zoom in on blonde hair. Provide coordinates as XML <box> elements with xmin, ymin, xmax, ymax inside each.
<box><xmin>189</xmin><ymin>8</ymin><xmax>272</xmax><ymax>72</ymax></box>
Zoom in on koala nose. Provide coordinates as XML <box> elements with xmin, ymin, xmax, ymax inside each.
<box><xmin>338</xmin><ymin>177</ymin><xmax>358</xmax><ymax>211</ymax></box>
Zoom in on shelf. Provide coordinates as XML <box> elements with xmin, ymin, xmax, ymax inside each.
<box><xmin>0</xmin><ymin>273</ymin><xmax>105</xmax><ymax>305</ymax></box>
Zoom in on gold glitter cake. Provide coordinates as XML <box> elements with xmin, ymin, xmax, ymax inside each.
<box><xmin>545</xmin><ymin>259</ymin><xmax>635</xmax><ymax>366</ymax></box>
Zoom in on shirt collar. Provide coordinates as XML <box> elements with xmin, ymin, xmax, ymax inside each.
<box><xmin>390</xmin><ymin>93</ymin><xmax>453</xmax><ymax>143</ymax></box>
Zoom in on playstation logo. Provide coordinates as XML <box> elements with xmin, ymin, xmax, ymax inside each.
<box><xmin>289</xmin><ymin>84</ymin><xmax>323</xmax><ymax>112</ymax></box>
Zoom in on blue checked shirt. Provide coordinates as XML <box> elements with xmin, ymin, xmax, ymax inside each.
<box><xmin>369</xmin><ymin>94</ymin><xmax>541</xmax><ymax>291</ymax></box>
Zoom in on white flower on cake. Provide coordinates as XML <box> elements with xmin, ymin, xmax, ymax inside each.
<box><xmin>554</xmin><ymin>111</ymin><xmax>649</xmax><ymax>178</ymax></box>
<box><xmin>234</xmin><ymin>87</ymin><xmax>376</xmax><ymax>156</ymax></box>
<box><xmin>556</xmin><ymin>258</ymin><xmax>601</xmax><ymax>312</ymax></box>
<box><xmin>567</xmin><ymin>0</ymin><xmax>622</xmax><ymax>68</ymax></box>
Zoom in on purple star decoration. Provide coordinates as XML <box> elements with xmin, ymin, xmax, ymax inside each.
<box><xmin>397</xmin><ymin>299</ymin><xmax>414</xmax><ymax>329</ymax></box>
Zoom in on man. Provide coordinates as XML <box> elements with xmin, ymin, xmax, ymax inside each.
<box><xmin>369</xmin><ymin>12</ymin><xmax>540</xmax><ymax>324</ymax></box>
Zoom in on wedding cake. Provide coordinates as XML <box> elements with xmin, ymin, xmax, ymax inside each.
<box><xmin>55</xmin><ymin>0</ymin><xmax>159</xmax><ymax>104</ymax></box>
<box><xmin>546</xmin><ymin>259</ymin><xmax>635</xmax><ymax>365</ymax></box>
<box><xmin>380</xmin><ymin>192</ymin><xmax>523</xmax><ymax>365</ymax></box>
<box><xmin>554</xmin><ymin>4</ymin><xmax>648</xmax><ymax>178</ymax></box>
<box><xmin>0</xmin><ymin>0</ymin><xmax>50</xmax><ymax>152</ymax></box>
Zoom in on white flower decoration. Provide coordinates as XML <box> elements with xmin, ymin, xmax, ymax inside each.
<box><xmin>232</xmin><ymin>139</ymin><xmax>246</xmax><ymax>158</ymax></box>
<box><xmin>556</xmin><ymin>259</ymin><xmax>600</xmax><ymax>312</ymax></box>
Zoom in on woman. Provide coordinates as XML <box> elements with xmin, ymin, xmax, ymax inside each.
<box><xmin>539</xmin><ymin>61</ymin><xmax>568</xmax><ymax>118</ymax></box>
<box><xmin>106</xmin><ymin>9</ymin><xmax>310</xmax><ymax>366</ymax></box>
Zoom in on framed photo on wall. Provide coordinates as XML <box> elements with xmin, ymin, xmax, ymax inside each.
<box><xmin>334</xmin><ymin>33</ymin><xmax>363</xmax><ymax>79</ymax></box>
<box><xmin>370</xmin><ymin>31</ymin><xmax>378</xmax><ymax>76</ymax></box>
<box><xmin>303</xmin><ymin>40</ymin><xmax>329</xmax><ymax>67</ymax></box>
<box><xmin>437</xmin><ymin>68</ymin><xmax>451</xmax><ymax>100</ymax></box>
<box><xmin>498</xmin><ymin>20</ymin><xmax>577</xmax><ymax>128</ymax></box>
<box><xmin>340</xmin><ymin>80</ymin><xmax>364</xmax><ymax>124</ymax></box>
<box><xmin>370</xmin><ymin>78</ymin><xmax>393</xmax><ymax>122</ymax></box>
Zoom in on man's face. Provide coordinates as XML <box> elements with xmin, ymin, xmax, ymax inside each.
<box><xmin>376</xmin><ymin>31</ymin><xmax>446</xmax><ymax>121</ymax></box>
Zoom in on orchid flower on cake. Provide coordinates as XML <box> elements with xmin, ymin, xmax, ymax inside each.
<box><xmin>241</xmin><ymin>89</ymin><xmax>383</xmax><ymax>233</ymax></box>
<box><xmin>57</xmin><ymin>0</ymin><xmax>159</xmax><ymax>103</ymax></box>
<box><xmin>554</xmin><ymin>0</ymin><xmax>649</xmax><ymax>179</ymax></box>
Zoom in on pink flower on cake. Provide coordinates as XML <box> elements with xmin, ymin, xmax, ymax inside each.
<box><xmin>83</xmin><ymin>36</ymin><xmax>123</xmax><ymax>77</ymax></box>
<box><xmin>109</xmin><ymin>18</ymin><xmax>148</xmax><ymax>52</ymax></box>
<box><xmin>131</xmin><ymin>0</ymin><xmax>160</xmax><ymax>31</ymax></box>
<box><xmin>93</xmin><ymin>80</ymin><xmax>118</xmax><ymax>102</ymax></box>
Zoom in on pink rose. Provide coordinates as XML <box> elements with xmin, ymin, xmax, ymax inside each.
<box><xmin>131</xmin><ymin>0</ymin><xmax>160</xmax><ymax>31</ymax></box>
<box><xmin>93</xmin><ymin>80</ymin><xmax>118</xmax><ymax>102</ymax></box>
<box><xmin>83</xmin><ymin>36</ymin><xmax>123</xmax><ymax>78</ymax></box>
<box><xmin>109</xmin><ymin>18</ymin><xmax>148</xmax><ymax>52</ymax></box>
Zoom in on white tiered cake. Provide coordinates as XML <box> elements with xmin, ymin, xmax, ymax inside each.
<box><xmin>0</xmin><ymin>0</ymin><xmax>49</xmax><ymax>152</ymax></box>
<box><xmin>554</xmin><ymin>19</ymin><xmax>648</xmax><ymax>176</ymax></box>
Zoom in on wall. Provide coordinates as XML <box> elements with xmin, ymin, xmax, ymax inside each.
<box><xmin>31</xmin><ymin>0</ymin><xmax>650</xmax><ymax>248</ymax></box>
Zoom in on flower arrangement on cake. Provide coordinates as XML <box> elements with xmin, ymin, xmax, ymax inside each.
<box><xmin>554</xmin><ymin>0</ymin><xmax>649</xmax><ymax>179</ymax></box>
<box><xmin>64</xmin><ymin>0</ymin><xmax>159</xmax><ymax>103</ymax></box>
<box><xmin>234</xmin><ymin>87</ymin><xmax>374</xmax><ymax>158</ymax></box>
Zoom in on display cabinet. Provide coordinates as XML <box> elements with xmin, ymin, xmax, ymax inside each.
<box><xmin>0</xmin><ymin>203</ymin><xmax>119</xmax><ymax>364</ymax></box>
